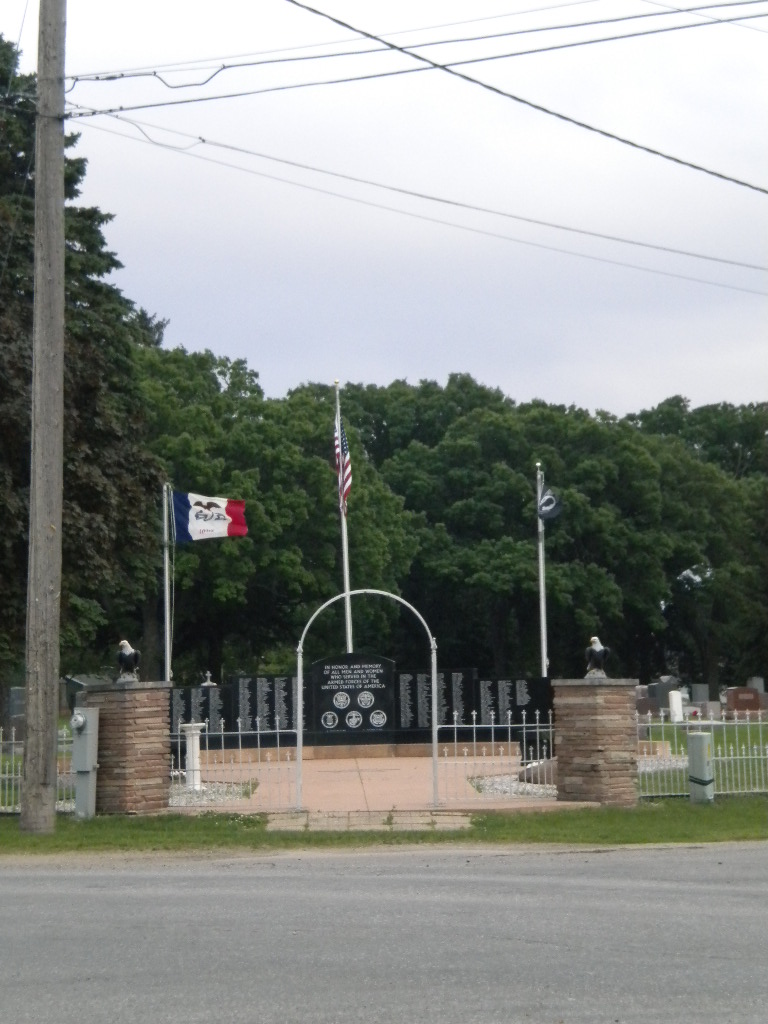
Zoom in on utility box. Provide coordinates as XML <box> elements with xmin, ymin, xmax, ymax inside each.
<box><xmin>70</xmin><ymin>707</ymin><xmax>99</xmax><ymax>818</ymax></box>
<box><xmin>688</xmin><ymin>731</ymin><xmax>714</xmax><ymax>804</ymax></box>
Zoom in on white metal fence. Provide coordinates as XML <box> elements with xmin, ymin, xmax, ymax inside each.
<box><xmin>0</xmin><ymin>726</ymin><xmax>75</xmax><ymax>813</ymax></box>
<box><xmin>169</xmin><ymin>709</ymin><xmax>557</xmax><ymax>810</ymax></box>
<box><xmin>170</xmin><ymin>716</ymin><xmax>299</xmax><ymax>811</ymax></box>
<box><xmin>636</xmin><ymin>710</ymin><xmax>768</xmax><ymax>798</ymax></box>
<box><xmin>11</xmin><ymin>709</ymin><xmax>764</xmax><ymax>815</ymax></box>
<box><xmin>436</xmin><ymin>709</ymin><xmax>556</xmax><ymax>804</ymax></box>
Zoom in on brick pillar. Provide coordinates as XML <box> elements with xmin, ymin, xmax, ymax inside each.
<box><xmin>553</xmin><ymin>678</ymin><xmax>638</xmax><ymax>807</ymax></box>
<box><xmin>78</xmin><ymin>680</ymin><xmax>171</xmax><ymax>814</ymax></box>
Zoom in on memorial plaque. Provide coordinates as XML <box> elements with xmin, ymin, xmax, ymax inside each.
<box><xmin>310</xmin><ymin>655</ymin><xmax>395</xmax><ymax>736</ymax></box>
<box><xmin>496</xmin><ymin>679</ymin><xmax>515</xmax><ymax>725</ymax></box>
<box><xmin>236</xmin><ymin>677</ymin><xmax>254</xmax><ymax>731</ymax></box>
<box><xmin>398</xmin><ymin>673</ymin><xmax>416</xmax><ymax>729</ymax></box>
<box><xmin>206</xmin><ymin>686</ymin><xmax>224</xmax><ymax>732</ymax></box>
<box><xmin>397</xmin><ymin>671</ymin><xmax>433</xmax><ymax>730</ymax></box>
<box><xmin>227</xmin><ymin>675</ymin><xmax>298</xmax><ymax>733</ymax></box>
<box><xmin>514</xmin><ymin>678</ymin><xmax>552</xmax><ymax>723</ymax></box>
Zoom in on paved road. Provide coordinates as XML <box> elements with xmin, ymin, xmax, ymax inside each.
<box><xmin>2</xmin><ymin>842</ymin><xmax>766</xmax><ymax>1024</ymax></box>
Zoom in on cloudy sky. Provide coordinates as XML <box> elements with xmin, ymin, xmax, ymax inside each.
<box><xmin>4</xmin><ymin>0</ymin><xmax>767</xmax><ymax>415</ymax></box>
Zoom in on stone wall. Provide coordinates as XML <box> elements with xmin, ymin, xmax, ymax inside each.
<box><xmin>553</xmin><ymin>678</ymin><xmax>638</xmax><ymax>807</ymax></box>
<box><xmin>79</xmin><ymin>680</ymin><xmax>171</xmax><ymax>814</ymax></box>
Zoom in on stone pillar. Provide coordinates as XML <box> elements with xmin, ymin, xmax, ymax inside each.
<box><xmin>553</xmin><ymin>678</ymin><xmax>638</xmax><ymax>807</ymax></box>
<box><xmin>78</xmin><ymin>679</ymin><xmax>171</xmax><ymax>814</ymax></box>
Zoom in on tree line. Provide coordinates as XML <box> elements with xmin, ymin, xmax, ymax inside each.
<box><xmin>2</xmin><ymin>37</ymin><xmax>766</xmax><ymax>697</ymax></box>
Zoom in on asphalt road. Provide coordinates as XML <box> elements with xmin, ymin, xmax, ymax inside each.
<box><xmin>1</xmin><ymin>842</ymin><xmax>766</xmax><ymax>1024</ymax></box>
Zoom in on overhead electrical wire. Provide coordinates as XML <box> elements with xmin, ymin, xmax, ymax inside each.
<box><xmin>73</xmin><ymin>107</ymin><xmax>767</xmax><ymax>273</ymax></box>
<box><xmin>74</xmin><ymin>114</ymin><xmax>767</xmax><ymax>296</ymax></box>
<box><xmin>65</xmin><ymin>1</ymin><xmax>767</xmax><ymax>84</ymax></box>
<box><xmin>639</xmin><ymin>0</ymin><xmax>768</xmax><ymax>31</ymax></box>
<box><xmin>276</xmin><ymin>0</ymin><xmax>768</xmax><ymax>196</ymax></box>
<box><xmin>62</xmin><ymin>2</ymin><xmax>602</xmax><ymax>80</ymax></box>
<box><xmin>440</xmin><ymin>10</ymin><xmax>768</xmax><ymax>67</ymax></box>
<box><xmin>60</xmin><ymin>3</ymin><xmax>768</xmax><ymax>196</ymax></box>
<box><xmin>63</xmin><ymin>6</ymin><xmax>768</xmax><ymax>94</ymax></box>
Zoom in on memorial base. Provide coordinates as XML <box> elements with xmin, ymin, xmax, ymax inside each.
<box><xmin>306</xmin><ymin>743</ymin><xmax>433</xmax><ymax>759</ymax></box>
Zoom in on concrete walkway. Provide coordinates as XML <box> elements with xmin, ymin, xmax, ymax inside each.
<box><xmin>194</xmin><ymin>749</ymin><xmax>577</xmax><ymax>831</ymax></box>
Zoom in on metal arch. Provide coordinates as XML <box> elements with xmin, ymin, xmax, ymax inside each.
<box><xmin>295</xmin><ymin>588</ymin><xmax>440</xmax><ymax>809</ymax></box>
<box><xmin>298</xmin><ymin>588</ymin><xmax>436</xmax><ymax>652</ymax></box>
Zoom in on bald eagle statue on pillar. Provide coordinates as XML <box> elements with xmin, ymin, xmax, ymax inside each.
<box><xmin>117</xmin><ymin>639</ymin><xmax>141</xmax><ymax>680</ymax></box>
<box><xmin>585</xmin><ymin>636</ymin><xmax>610</xmax><ymax>677</ymax></box>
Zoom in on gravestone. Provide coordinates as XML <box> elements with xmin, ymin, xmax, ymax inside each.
<box><xmin>725</xmin><ymin>687</ymin><xmax>762</xmax><ymax>717</ymax></box>
<box><xmin>636</xmin><ymin>696</ymin><xmax>659</xmax><ymax>717</ymax></box>
<box><xmin>691</xmin><ymin>683</ymin><xmax>709</xmax><ymax>704</ymax></box>
<box><xmin>648</xmin><ymin>678</ymin><xmax>679</xmax><ymax>712</ymax></box>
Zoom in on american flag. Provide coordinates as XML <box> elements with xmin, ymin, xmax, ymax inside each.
<box><xmin>334</xmin><ymin>418</ymin><xmax>352</xmax><ymax>514</ymax></box>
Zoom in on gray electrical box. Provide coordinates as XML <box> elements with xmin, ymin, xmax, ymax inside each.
<box><xmin>70</xmin><ymin>707</ymin><xmax>99</xmax><ymax>818</ymax></box>
<box><xmin>688</xmin><ymin>731</ymin><xmax>714</xmax><ymax>804</ymax></box>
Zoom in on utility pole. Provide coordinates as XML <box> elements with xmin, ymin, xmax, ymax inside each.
<box><xmin>20</xmin><ymin>0</ymin><xmax>67</xmax><ymax>834</ymax></box>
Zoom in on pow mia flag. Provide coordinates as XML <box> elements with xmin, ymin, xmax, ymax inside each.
<box><xmin>537</xmin><ymin>488</ymin><xmax>562</xmax><ymax>521</ymax></box>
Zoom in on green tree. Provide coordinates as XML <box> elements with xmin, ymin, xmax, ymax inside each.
<box><xmin>0</xmin><ymin>36</ymin><xmax>164</xmax><ymax>676</ymax></box>
<box><xmin>130</xmin><ymin>364</ymin><xmax>418</xmax><ymax>680</ymax></box>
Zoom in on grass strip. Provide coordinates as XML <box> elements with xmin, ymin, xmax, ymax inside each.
<box><xmin>1</xmin><ymin>796</ymin><xmax>766</xmax><ymax>854</ymax></box>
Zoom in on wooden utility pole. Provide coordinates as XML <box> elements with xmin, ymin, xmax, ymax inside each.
<box><xmin>20</xmin><ymin>0</ymin><xmax>67</xmax><ymax>834</ymax></box>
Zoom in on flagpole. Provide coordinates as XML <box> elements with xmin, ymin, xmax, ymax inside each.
<box><xmin>335</xmin><ymin>382</ymin><xmax>353</xmax><ymax>653</ymax></box>
<box><xmin>162</xmin><ymin>483</ymin><xmax>173</xmax><ymax>682</ymax></box>
<box><xmin>536</xmin><ymin>462</ymin><xmax>548</xmax><ymax>678</ymax></box>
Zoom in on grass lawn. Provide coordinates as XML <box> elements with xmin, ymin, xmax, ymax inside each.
<box><xmin>1</xmin><ymin>796</ymin><xmax>766</xmax><ymax>854</ymax></box>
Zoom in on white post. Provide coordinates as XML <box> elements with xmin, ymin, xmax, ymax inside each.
<box><xmin>430</xmin><ymin>637</ymin><xmax>439</xmax><ymax>807</ymax></box>
<box><xmin>536</xmin><ymin>463</ymin><xmax>548</xmax><ymax>678</ymax></box>
<box><xmin>335</xmin><ymin>382</ymin><xmax>353</xmax><ymax>653</ymax></box>
<box><xmin>162</xmin><ymin>484</ymin><xmax>173</xmax><ymax>682</ymax></box>
<box><xmin>180</xmin><ymin>722</ymin><xmax>206</xmax><ymax>791</ymax></box>
<box><xmin>296</xmin><ymin>644</ymin><xmax>304</xmax><ymax>810</ymax></box>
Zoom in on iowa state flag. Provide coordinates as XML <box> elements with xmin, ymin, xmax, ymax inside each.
<box><xmin>172</xmin><ymin>491</ymin><xmax>248</xmax><ymax>543</ymax></box>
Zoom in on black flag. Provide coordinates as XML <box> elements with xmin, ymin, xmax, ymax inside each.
<box><xmin>538</xmin><ymin>488</ymin><xmax>562</xmax><ymax>521</ymax></box>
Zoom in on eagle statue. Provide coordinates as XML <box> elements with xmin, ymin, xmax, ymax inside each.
<box><xmin>585</xmin><ymin>636</ymin><xmax>610</xmax><ymax>676</ymax></box>
<box><xmin>117</xmin><ymin>639</ymin><xmax>141</xmax><ymax>678</ymax></box>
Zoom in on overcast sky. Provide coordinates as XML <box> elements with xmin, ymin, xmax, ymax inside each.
<box><xmin>4</xmin><ymin>0</ymin><xmax>767</xmax><ymax>416</ymax></box>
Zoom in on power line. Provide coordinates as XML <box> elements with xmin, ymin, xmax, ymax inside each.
<box><xmin>78</xmin><ymin>108</ymin><xmax>766</xmax><ymax>272</ymax></box>
<box><xmin>279</xmin><ymin>0</ymin><xmax>768</xmax><ymax>196</ymax></box>
<box><xmin>59</xmin><ymin>6</ymin><xmax>768</xmax><ymax>195</ymax></box>
<box><xmin>639</xmin><ymin>0</ymin><xmax>768</xmax><ymax>32</ymax></box>
<box><xmin>62</xmin><ymin>8</ymin><xmax>768</xmax><ymax>124</ymax></box>
<box><xmin>60</xmin><ymin>1</ymin><xmax>602</xmax><ymax>81</ymax></box>
<box><xmin>65</xmin><ymin>1</ymin><xmax>768</xmax><ymax>84</ymax></box>
<box><xmin>445</xmin><ymin>10</ymin><xmax>768</xmax><ymax>68</ymax></box>
<box><xmin>76</xmin><ymin>116</ymin><xmax>768</xmax><ymax>296</ymax></box>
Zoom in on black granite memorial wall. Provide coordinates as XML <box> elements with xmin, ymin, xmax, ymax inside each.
<box><xmin>170</xmin><ymin>668</ymin><xmax>552</xmax><ymax>748</ymax></box>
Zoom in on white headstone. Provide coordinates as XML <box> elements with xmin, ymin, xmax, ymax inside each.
<box><xmin>669</xmin><ymin>690</ymin><xmax>684</xmax><ymax>723</ymax></box>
